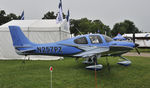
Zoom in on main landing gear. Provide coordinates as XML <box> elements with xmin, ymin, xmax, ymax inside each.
<box><xmin>83</xmin><ymin>55</ymin><xmax>131</xmax><ymax>71</ymax></box>
<box><xmin>84</xmin><ymin>56</ymin><xmax>103</xmax><ymax>71</ymax></box>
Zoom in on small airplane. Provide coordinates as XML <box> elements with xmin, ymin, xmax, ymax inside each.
<box><xmin>9</xmin><ymin>26</ymin><xmax>140</xmax><ymax>70</ymax></box>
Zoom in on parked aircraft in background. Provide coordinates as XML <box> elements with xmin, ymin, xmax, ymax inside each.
<box><xmin>9</xmin><ymin>26</ymin><xmax>140</xmax><ymax>70</ymax></box>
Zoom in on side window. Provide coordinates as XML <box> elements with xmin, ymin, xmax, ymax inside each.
<box><xmin>102</xmin><ymin>35</ymin><xmax>113</xmax><ymax>42</ymax></box>
<box><xmin>74</xmin><ymin>37</ymin><xmax>88</xmax><ymax>44</ymax></box>
<box><xmin>89</xmin><ymin>35</ymin><xmax>103</xmax><ymax>44</ymax></box>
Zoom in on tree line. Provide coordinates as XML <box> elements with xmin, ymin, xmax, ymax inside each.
<box><xmin>0</xmin><ymin>10</ymin><xmax>141</xmax><ymax>36</ymax></box>
<box><xmin>0</xmin><ymin>10</ymin><xmax>20</xmax><ymax>25</ymax></box>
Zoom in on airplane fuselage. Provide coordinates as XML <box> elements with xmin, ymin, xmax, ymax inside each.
<box><xmin>17</xmin><ymin>34</ymin><xmax>134</xmax><ymax>57</ymax></box>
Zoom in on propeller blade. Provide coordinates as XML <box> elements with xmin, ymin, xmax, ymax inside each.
<box><xmin>135</xmin><ymin>43</ymin><xmax>139</xmax><ymax>47</ymax></box>
<box><xmin>135</xmin><ymin>47</ymin><xmax>140</xmax><ymax>55</ymax></box>
<box><xmin>133</xmin><ymin>32</ymin><xmax>135</xmax><ymax>43</ymax></box>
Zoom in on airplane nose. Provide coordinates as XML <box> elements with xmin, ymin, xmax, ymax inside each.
<box><xmin>134</xmin><ymin>43</ymin><xmax>139</xmax><ymax>47</ymax></box>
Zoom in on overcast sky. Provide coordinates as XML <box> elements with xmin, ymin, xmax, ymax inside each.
<box><xmin>0</xmin><ymin>0</ymin><xmax>150</xmax><ymax>32</ymax></box>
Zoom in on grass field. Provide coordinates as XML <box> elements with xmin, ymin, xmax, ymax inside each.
<box><xmin>0</xmin><ymin>56</ymin><xmax>150</xmax><ymax>88</ymax></box>
<box><xmin>131</xmin><ymin>48</ymin><xmax>150</xmax><ymax>53</ymax></box>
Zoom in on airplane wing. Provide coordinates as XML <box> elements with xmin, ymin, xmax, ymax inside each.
<box><xmin>61</xmin><ymin>44</ymin><xmax>109</xmax><ymax>58</ymax></box>
<box><xmin>74</xmin><ymin>46</ymin><xmax>109</xmax><ymax>58</ymax></box>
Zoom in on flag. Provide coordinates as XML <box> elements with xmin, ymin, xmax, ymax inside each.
<box><xmin>66</xmin><ymin>10</ymin><xmax>70</xmax><ymax>29</ymax></box>
<box><xmin>58</xmin><ymin>0</ymin><xmax>62</xmax><ymax>10</ymax></box>
<box><xmin>21</xmin><ymin>11</ymin><xmax>24</xmax><ymax>20</ymax></box>
<box><xmin>56</xmin><ymin>0</ymin><xmax>63</xmax><ymax>24</ymax></box>
<box><xmin>66</xmin><ymin>10</ymin><xmax>70</xmax><ymax>22</ymax></box>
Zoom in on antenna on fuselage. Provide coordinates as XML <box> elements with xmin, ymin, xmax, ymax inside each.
<box><xmin>70</xmin><ymin>24</ymin><xmax>83</xmax><ymax>35</ymax></box>
<box><xmin>75</xmin><ymin>27</ymin><xmax>83</xmax><ymax>35</ymax></box>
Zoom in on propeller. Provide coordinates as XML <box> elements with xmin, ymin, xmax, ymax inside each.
<box><xmin>133</xmin><ymin>32</ymin><xmax>140</xmax><ymax>55</ymax></box>
<box><xmin>133</xmin><ymin>32</ymin><xmax>135</xmax><ymax>43</ymax></box>
<box><xmin>135</xmin><ymin>47</ymin><xmax>140</xmax><ymax>54</ymax></box>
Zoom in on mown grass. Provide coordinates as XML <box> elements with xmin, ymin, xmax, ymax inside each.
<box><xmin>0</xmin><ymin>56</ymin><xmax>150</xmax><ymax>88</ymax></box>
<box><xmin>131</xmin><ymin>48</ymin><xmax>150</xmax><ymax>53</ymax></box>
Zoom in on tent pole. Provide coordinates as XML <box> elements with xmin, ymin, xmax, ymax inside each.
<box><xmin>28</xmin><ymin>27</ymin><xmax>29</xmax><ymax>38</ymax></box>
<box><xmin>59</xmin><ymin>27</ymin><xmax>61</xmax><ymax>41</ymax></box>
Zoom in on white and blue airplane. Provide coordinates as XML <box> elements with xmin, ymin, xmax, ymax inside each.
<box><xmin>9</xmin><ymin>26</ymin><xmax>139</xmax><ymax>70</ymax></box>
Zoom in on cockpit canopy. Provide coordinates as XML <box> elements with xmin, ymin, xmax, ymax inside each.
<box><xmin>89</xmin><ymin>35</ymin><xmax>103</xmax><ymax>44</ymax></box>
<box><xmin>74</xmin><ymin>34</ymin><xmax>113</xmax><ymax>44</ymax></box>
<box><xmin>102</xmin><ymin>35</ymin><xmax>113</xmax><ymax>42</ymax></box>
<box><xmin>74</xmin><ymin>37</ymin><xmax>88</xmax><ymax>44</ymax></box>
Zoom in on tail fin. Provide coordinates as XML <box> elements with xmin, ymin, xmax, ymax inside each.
<box><xmin>9</xmin><ymin>26</ymin><xmax>33</xmax><ymax>47</ymax></box>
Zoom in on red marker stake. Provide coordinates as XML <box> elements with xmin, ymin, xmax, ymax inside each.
<box><xmin>49</xmin><ymin>66</ymin><xmax>53</xmax><ymax>88</ymax></box>
<box><xmin>95</xmin><ymin>62</ymin><xmax>97</xmax><ymax>88</ymax></box>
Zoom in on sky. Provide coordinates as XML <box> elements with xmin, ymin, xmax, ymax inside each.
<box><xmin>0</xmin><ymin>0</ymin><xmax>150</xmax><ymax>32</ymax></box>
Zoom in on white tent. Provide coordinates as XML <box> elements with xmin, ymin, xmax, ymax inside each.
<box><xmin>123</xmin><ymin>33</ymin><xmax>150</xmax><ymax>38</ymax></box>
<box><xmin>0</xmin><ymin>19</ymin><xmax>70</xmax><ymax>60</ymax></box>
<box><xmin>123</xmin><ymin>33</ymin><xmax>150</xmax><ymax>47</ymax></box>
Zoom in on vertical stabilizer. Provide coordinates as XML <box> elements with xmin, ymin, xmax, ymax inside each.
<box><xmin>9</xmin><ymin>26</ymin><xmax>33</xmax><ymax>47</ymax></box>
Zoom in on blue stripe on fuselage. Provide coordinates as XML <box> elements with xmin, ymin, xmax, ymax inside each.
<box><xmin>34</xmin><ymin>43</ymin><xmax>82</xmax><ymax>56</ymax></box>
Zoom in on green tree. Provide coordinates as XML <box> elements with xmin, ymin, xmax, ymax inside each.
<box><xmin>78</xmin><ymin>18</ymin><xmax>91</xmax><ymax>34</ymax></box>
<box><xmin>0</xmin><ymin>10</ymin><xmax>6</xmax><ymax>16</ymax></box>
<box><xmin>0</xmin><ymin>10</ymin><xmax>19</xmax><ymax>25</ymax></box>
<box><xmin>70</xmin><ymin>19</ymin><xmax>81</xmax><ymax>35</ymax></box>
<box><xmin>42</xmin><ymin>11</ymin><xmax>56</xmax><ymax>19</ymax></box>
<box><xmin>70</xmin><ymin>18</ymin><xmax>92</xmax><ymax>35</ymax></box>
<box><xmin>42</xmin><ymin>11</ymin><xmax>66</xmax><ymax>19</ymax></box>
<box><xmin>111</xmin><ymin>20</ymin><xmax>141</xmax><ymax>36</ymax></box>
<box><xmin>7</xmin><ymin>13</ymin><xmax>19</xmax><ymax>20</ymax></box>
<box><xmin>0</xmin><ymin>10</ymin><xmax>7</xmax><ymax>25</ymax></box>
<box><xmin>70</xmin><ymin>18</ymin><xmax>111</xmax><ymax>36</ymax></box>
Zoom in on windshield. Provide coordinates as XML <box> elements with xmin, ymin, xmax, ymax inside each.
<box><xmin>102</xmin><ymin>35</ymin><xmax>113</xmax><ymax>42</ymax></box>
<box><xmin>89</xmin><ymin>35</ymin><xmax>103</xmax><ymax>44</ymax></box>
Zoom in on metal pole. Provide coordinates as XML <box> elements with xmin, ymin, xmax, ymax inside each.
<box><xmin>50</xmin><ymin>71</ymin><xmax>52</xmax><ymax>88</ymax></box>
<box><xmin>95</xmin><ymin>61</ymin><xmax>97</xmax><ymax>88</ymax></box>
<box><xmin>59</xmin><ymin>27</ymin><xmax>61</xmax><ymax>41</ymax></box>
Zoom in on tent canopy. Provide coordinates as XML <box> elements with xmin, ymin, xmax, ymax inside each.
<box><xmin>123</xmin><ymin>33</ymin><xmax>150</xmax><ymax>38</ymax></box>
<box><xmin>113</xmin><ymin>33</ymin><xmax>126</xmax><ymax>40</ymax></box>
<box><xmin>0</xmin><ymin>19</ymin><xmax>70</xmax><ymax>32</ymax></box>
